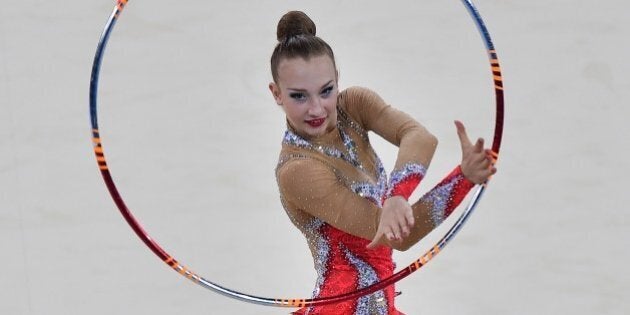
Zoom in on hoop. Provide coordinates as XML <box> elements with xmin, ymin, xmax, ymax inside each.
<box><xmin>89</xmin><ymin>0</ymin><xmax>504</xmax><ymax>308</ymax></box>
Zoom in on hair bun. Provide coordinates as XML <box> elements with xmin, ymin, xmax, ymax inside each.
<box><xmin>276</xmin><ymin>11</ymin><xmax>316</xmax><ymax>41</ymax></box>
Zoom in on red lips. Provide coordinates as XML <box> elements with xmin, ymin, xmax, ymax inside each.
<box><xmin>306</xmin><ymin>118</ymin><xmax>326</xmax><ymax>128</ymax></box>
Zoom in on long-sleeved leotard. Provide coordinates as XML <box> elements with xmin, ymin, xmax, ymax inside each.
<box><xmin>276</xmin><ymin>87</ymin><xmax>474</xmax><ymax>315</ymax></box>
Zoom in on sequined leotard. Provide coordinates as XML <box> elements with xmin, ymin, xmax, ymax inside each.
<box><xmin>276</xmin><ymin>87</ymin><xmax>474</xmax><ymax>315</ymax></box>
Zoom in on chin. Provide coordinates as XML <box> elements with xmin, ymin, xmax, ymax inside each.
<box><xmin>306</xmin><ymin>127</ymin><xmax>326</xmax><ymax>137</ymax></box>
<box><xmin>314</xmin><ymin>120</ymin><xmax>336</xmax><ymax>135</ymax></box>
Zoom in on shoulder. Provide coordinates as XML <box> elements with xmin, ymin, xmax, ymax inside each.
<box><xmin>338</xmin><ymin>86</ymin><xmax>385</xmax><ymax>108</ymax></box>
<box><xmin>276</xmin><ymin>156</ymin><xmax>340</xmax><ymax>203</ymax></box>
<box><xmin>276</xmin><ymin>156</ymin><xmax>334</xmax><ymax>187</ymax></box>
<box><xmin>338</xmin><ymin>86</ymin><xmax>388</xmax><ymax>131</ymax></box>
<box><xmin>338</xmin><ymin>86</ymin><xmax>387</xmax><ymax>115</ymax></box>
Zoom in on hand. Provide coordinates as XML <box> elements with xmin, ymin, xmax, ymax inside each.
<box><xmin>455</xmin><ymin>120</ymin><xmax>497</xmax><ymax>184</ymax></box>
<box><xmin>367</xmin><ymin>196</ymin><xmax>414</xmax><ymax>249</ymax></box>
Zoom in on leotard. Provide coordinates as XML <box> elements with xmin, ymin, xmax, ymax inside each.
<box><xmin>276</xmin><ymin>87</ymin><xmax>474</xmax><ymax>314</ymax></box>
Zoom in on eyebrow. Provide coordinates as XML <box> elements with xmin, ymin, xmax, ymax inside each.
<box><xmin>287</xmin><ymin>80</ymin><xmax>334</xmax><ymax>92</ymax></box>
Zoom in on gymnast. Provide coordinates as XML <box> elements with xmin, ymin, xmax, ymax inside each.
<box><xmin>270</xmin><ymin>11</ymin><xmax>496</xmax><ymax>314</ymax></box>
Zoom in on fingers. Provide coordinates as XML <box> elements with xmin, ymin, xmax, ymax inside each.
<box><xmin>487</xmin><ymin>149</ymin><xmax>499</xmax><ymax>164</ymax></box>
<box><xmin>395</xmin><ymin>209</ymin><xmax>416</xmax><ymax>239</ymax></box>
<box><xmin>367</xmin><ymin>220</ymin><xmax>411</xmax><ymax>250</ymax></box>
<box><xmin>474</xmin><ymin>137</ymin><xmax>484</xmax><ymax>154</ymax></box>
<box><xmin>370</xmin><ymin>200</ymin><xmax>416</xmax><ymax>249</ymax></box>
<box><xmin>462</xmin><ymin>142</ymin><xmax>498</xmax><ymax>184</ymax></box>
<box><xmin>390</xmin><ymin>222</ymin><xmax>402</xmax><ymax>241</ymax></box>
<box><xmin>479</xmin><ymin>155</ymin><xmax>491</xmax><ymax>169</ymax></box>
<box><xmin>454</xmin><ymin>120</ymin><xmax>472</xmax><ymax>150</ymax></box>
<box><xmin>400</xmin><ymin>210</ymin><xmax>414</xmax><ymax>238</ymax></box>
<box><xmin>404</xmin><ymin>210</ymin><xmax>415</xmax><ymax>231</ymax></box>
<box><xmin>401</xmin><ymin>225</ymin><xmax>410</xmax><ymax>238</ymax></box>
<box><xmin>388</xmin><ymin>216</ymin><xmax>415</xmax><ymax>242</ymax></box>
<box><xmin>477</xmin><ymin>157</ymin><xmax>498</xmax><ymax>184</ymax></box>
<box><xmin>456</xmin><ymin>121</ymin><xmax>498</xmax><ymax>184</ymax></box>
<box><xmin>367</xmin><ymin>232</ymin><xmax>384</xmax><ymax>249</ymax></box>
<box><xmin>487</xmin><ymin>149</ymin><xmax>498</xmax><ymax>175</ymax></box>
<box><xmin>484</xmin><ymin>149</ymin><xmax>497</xmax><ymax>171</ymax></box>
<box><xmin>366</xmin><ymin>238</ymin><xmax>378</xmax><ymax>249</ymax></box>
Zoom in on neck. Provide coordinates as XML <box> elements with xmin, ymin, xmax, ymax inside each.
<box><xmin>286</xmin><ymin>119</ymin><xmax>339</xmax><ymax>145</ymax></box>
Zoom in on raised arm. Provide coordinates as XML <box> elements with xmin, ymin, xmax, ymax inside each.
<box><xmin>368</xmin><ymin>121</ymin><xmax>497</xmax><ymax>251</ymax></box>
<box><xmin>339</xmin><ymin>86</ymin><xmax>438</xmax><ymax>175</ymax></box>
<box><xmin>339</xmin><ymin>87</ymin><xmax>443</xmax><ymax>249</ymax></box>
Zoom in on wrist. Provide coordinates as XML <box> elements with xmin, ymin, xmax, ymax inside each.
<box><xmin>457</xmin><ymin>164</ymin><xmax>476</xmax><ymax>186</ymax></box>
<box><xmin>419</xmin><ymin>165</ymin><xmax>476</xmax><ymax>227</ymax></box>
<box><xmin>386</xmin><ymin>162</ymin><xmax>427</xmax><ymax>201</ymax></box>
<box><xmin>384</xmin><ymin>195</ymin><xmax>406</xmax><ymax>206</ymax></box>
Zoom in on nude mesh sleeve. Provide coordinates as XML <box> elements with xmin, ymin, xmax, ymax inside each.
<box><xmin>394</xmin><ymin>165</ymin><xmax>475</xmax><ymax>250</ymax></box>
<box><xmin>277</xmin><ymin>158</ymin><xmax>381</xmax><ymax>241</ymax></box>
<box><xmin>339</xmin><ymin>86</ymin><xmax>436</xmax><ymax>200</ymax></box>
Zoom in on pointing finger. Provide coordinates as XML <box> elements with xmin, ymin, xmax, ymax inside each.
<box><xmin>455</xmin><ymin>120</ymin><xmax>472</xmax><ymax>149</ymax></box>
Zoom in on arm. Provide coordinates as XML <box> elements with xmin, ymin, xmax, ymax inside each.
<box><xmin>393</xmin><ymin>165</ymin><xmax>475</xmax><ymax>251</ymax></box>
<box><xmin>277</xmin><ymin>158</ymin><xmax>381</xmax><ymax>241</ymax></box>
<box><xmin>277</xmin><ymin>157</ymin><xmax>487</xmax><ymax>252</ymax></box>
<box><xmin>369</xmin><ymin>121</ymin><xmax>497</xmax><ymax>251</ymax></box>
<box><xmin>340</xmin><ymin>87</ymin><xmax>438</xmax><ymax>246</ymax></box>
<box><xmin>340</xmin><ymin>86</ymin><xmax>438</xmax><ymax>200</ymax></box>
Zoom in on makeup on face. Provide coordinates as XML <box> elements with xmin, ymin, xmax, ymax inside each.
<box><xmin>273</xmin><ymin>55</ymin><xmax>339</xmax><ymax>137</ymax></box>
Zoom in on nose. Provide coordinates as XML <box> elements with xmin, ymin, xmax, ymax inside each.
<box><xmin>308</xmin><ymin>97</ymin><xmax>325</xmax><ymax>117</ymax></box>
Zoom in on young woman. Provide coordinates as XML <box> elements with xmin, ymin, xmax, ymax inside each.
<box><xmin>270</xmin><ymin>11</ymin><xmax>496</xmax><ymax>315</ymax></box>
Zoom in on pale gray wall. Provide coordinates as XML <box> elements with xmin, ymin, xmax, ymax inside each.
<box><xmin>1</xmin><ymin>1</ymin><xmax>628</xmax><ymax>314</ymax></box>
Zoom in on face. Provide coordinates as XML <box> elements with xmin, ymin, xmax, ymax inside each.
<box><xmin>269</xmin><ymin>54</ymin><xmax>339</xmax><ymax>138</ymax></box>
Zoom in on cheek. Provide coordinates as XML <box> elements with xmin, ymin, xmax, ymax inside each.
<box><xmin>324</xmin><ymin>94</ymin><xmax>338</xmax><ymax>112</ymax></box>
<box><xmin>284</xmin><ymin>102</ymin><xmax>306</xmax><ymax>121</ymax></box>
